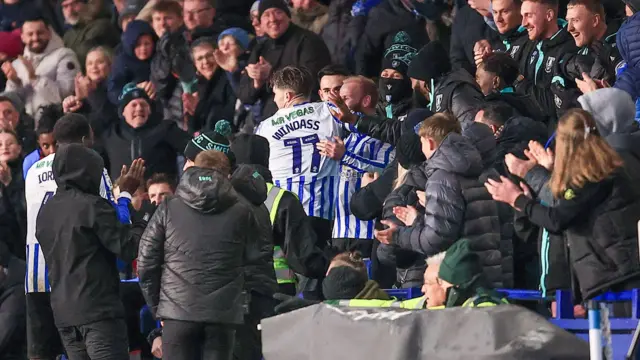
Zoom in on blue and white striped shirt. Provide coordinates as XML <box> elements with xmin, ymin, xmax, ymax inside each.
<box><xmin>24</xmin><ymin>154</ymin><xmax>129</xmax><ymax>293</ymax></box>
<box><xmin>256</xmin><ymin>102</ymin><xmax>344</xmax><ymax>220</ymax></box>
<box><xmin>332</xmin><ymin>133</ymin><xmax>395</xmax><ymax>239</ymax></box>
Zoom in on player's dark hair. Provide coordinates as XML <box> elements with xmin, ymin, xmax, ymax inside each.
<box><xmin>270</xmin><ymin>66</ymin><xmax>314</xmax><ymax>98</ymax></box>
<box><xmin>37</xmin><ymin>104</ymin><xmax>64</xmax><ymax>136</ymax></box>
<box><xmin>480</xmin><ymin>52</ymin><xmax>520</xmax><ymax>87</ymax></box>
<box><xmin>481</xmin><ymin>103</ymin><xmax>514</xmax><ymax>126</ymax></box>
<box><xmin>317</xmin><ymin>64</ymin><xmax>351</xmax><ymax>84</ymax></box>
<box><xmin>52</xmin><ymin>113</ymin><xmax>92</xmax><ymax>145</ymax></box>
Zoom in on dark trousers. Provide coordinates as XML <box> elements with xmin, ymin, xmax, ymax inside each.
<box><xmin>58</xmin><ymin>318</ymin><xmax>129</xmax><ymax>360</ymax></box>
<box><xmin>233</xmin><ymin>292</ymin><xmax>275</xmax><ymax>360</ymax></box>
<box><xmin>163</xmin><ymin>320</ymin><xmax>235</xmax><ymax>360</ymax></box>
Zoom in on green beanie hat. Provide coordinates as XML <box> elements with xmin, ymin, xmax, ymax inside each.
<box><xmin>437</xmin><ymin>239</ymin><xmax>482</xmax><ymax>287</ymax></box>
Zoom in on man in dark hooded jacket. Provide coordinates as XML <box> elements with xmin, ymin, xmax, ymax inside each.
<box><xmin>408</xmin><ymin>41</ymin><xmax>485</xmax><ymax>130</ymax></box>
<box><xmin>450</xmin><ymin>3</ymin><xmax>498</xmax><ymax>74</ymax></box>
<box><xmin>375</xmin><ymin>112</ymin><xmax>504</xmax><ymax>288</ymax></box>
<box><xmin>35</xmin><ymin>144</ymin><xmax>147</xmax><ymax>359</ymax></box>
<box><xmin>138</xmin><ymin>151</ymin><xmax>252</xmax><ymax>360</ymax></box>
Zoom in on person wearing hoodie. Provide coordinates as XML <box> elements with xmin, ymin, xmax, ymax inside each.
<box><xmin>230</xmin><ymin>133</ymin><xmax>329</xmax><ymax>296</ymax></box>
<box><xmin>613</xmin><ymin>11</ymin><xmax>640</xmax><ymax>121</ymax></box>
<box><xmin>578</xmin><ymin>87</ymin><xmax>640</xmax><ymax>188</ymax></box>
<box><xmin>353</xmin><ymin>0</ymin><xmax>427</xmax><ymax>77</ymax></box>
<box><xmin>138</xmin><ymin>150</ymin><xmax>252</xmax><ymax>360</ymax></box>
<box><xmin>408</xmin><ymin>41</ymin><xmax>485</xmax><ymax>130</ymax></box>
<box><xmin>290</xmin><ymin>0</ymin><xmax>330</xmax><ymax>34</ymax></box>
<box><xmin>107</xmin><ymin>20</ymin><xmax>158</xmax><ymax>105</ymax></box>
<box><xmin>0</xmin><ymin>241</ymin><xmax>26</xmax><ymax>360</ymax></box>
<box><xmin>0</xmin><ymin>93</ymin><xmax>37</xmax><ymax>154</ymax></box>
<box><xmin>375</xmin><ymin>112</ymin><xmax>504</xmax><ymax>288</ymax></box>
<box><xmin>2</xmin><ymin>16</ymin><xmax>80</xmax><ymax>121</ymax></box>
<box><xmin>35</xmin><ymin>144</ymin><xmax>147</xmax><ymax>359</ymax></box>
<box><xmin>474</xmin><ymin>0</ymin><xmax>528</xmax><ymax>65</ymax></box>
<box><xmin>99</xmin><ymin>83</ymin><xmax>190</xmax><ymax>178</ymax></box>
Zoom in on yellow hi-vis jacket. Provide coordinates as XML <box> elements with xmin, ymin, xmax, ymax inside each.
<box><xmin>264</xmin><ymin>183</ymin><xmax>297</xmax><ymax>284</ymax></box>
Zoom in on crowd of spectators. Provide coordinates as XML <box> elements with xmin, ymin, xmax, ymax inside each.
<box><xmin>0</xmin><ymin>0</ymin><xmax>640</xmax><ymax>357</ymax></box>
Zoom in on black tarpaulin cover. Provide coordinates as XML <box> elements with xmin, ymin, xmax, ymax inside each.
<box><xmin>261</xmin><ymin>304</ymin><xmax>589</xmax><ymax>360</ymax></box>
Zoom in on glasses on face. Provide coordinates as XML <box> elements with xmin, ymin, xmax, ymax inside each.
<box><xmin>194</xmin><ymin>51</ymin><xmax>214</xmax><ymax>63</ymax></box>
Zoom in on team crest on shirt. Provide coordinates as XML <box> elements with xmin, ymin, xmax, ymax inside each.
<box><xmin>510</xmin><ymin>45</ymin><xmax>520</xmax><ymax>58</ymax></box>
<box><xmin>530</xmin><ymin>51</ymin><xmax>538</xmax><ymax>65</ymax></box>
<box><xmin>616</xmin><ymin>60</ymin><xmax>626</xmax><ymax>74</ymax></box>
<box><xmin>545</xmin><ymin>57</ymin><xmax>556</xmax><ymax>73</ymax></box>
<box><xmin>554</xmin><ymin>94</ymin><xmax>562</xmax><ymax>109</ymax></box>
<box><xmin>435</xmin><ymin>94</ymin><xmax>443</xmax><ymax>111</ymax></box>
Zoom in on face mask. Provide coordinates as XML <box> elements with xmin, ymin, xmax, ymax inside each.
<box><xmin>378</xmin><ymin>77</ymin><xmax>412</xmax><ymax>104</ymax></box>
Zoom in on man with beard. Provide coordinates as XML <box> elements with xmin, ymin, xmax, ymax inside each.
<box><xmin>2</xmin><ymin>16</ymin><xmax>80</xmax><ymax>120</ymax></box>
<box><xmin>61</xmin><ymin>0</ymin><xmax>119</xmax><ymax>67</ymax></box>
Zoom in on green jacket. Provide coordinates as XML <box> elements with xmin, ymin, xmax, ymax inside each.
<box><xmin>63</xmin><ymin>18</ymin><xmax>120</xmax><ymax>67</ymax></box>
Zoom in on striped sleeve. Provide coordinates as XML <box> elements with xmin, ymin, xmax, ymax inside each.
<box><xmin>341</xmin><ymin>140</ymin><xmax>395</xmax><ymax>172</ymax></box>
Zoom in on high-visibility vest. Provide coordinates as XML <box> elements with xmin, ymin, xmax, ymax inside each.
<box><xmin>264</xmin><ymin>183</ymin><xmax>297</xmax><ymax>284</ymax></box>
<box><xmin>326</xmin><ymin>293</ymin><xmax>508</xmax><ymax>309</ymax></box>
<box><xmin>327</xmin><ymin>296</ymin><xmax>427</xmax><ymax>309</ymax></box>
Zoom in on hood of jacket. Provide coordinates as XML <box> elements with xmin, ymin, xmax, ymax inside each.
<box><xmin>245</xmin><ymin>164</ymin><xmax>274</xmax><ymax>183</ymax></box>
<box><xmin>499</xmin><ymin>115</ymin><xmax>548</xmax><ymax>149</ymax></box>
<box><xmin>175</xmin><ymin>166</ymin><xmax>238</xmax><ymax>213</ymax></box>
<box><xmin>617</xmin><ymin>12</ymin><xmax>640</xmax><ymax>67</ymax></box>
<box><xmin>426</xmin><ymin>132</ymin><xmax>483</xmax><ymax>177</ymax></box>
<box><xmin>53</xmin><ymin>143</ymin><xmax>104</xmax><ymax>195</ymax></box>
<box><xmin>122</xmin><ymin>20</ymin><xmax>157</xmax><ymax>58</ymax></box>
<box><xmin>354</xmin><ymin>280</ymin><xmax>392</xmax><ymax>300</ymax></box>
<box><xmin>578</xmin><ymin>88</ymin><xmax>638</xmax><ymax>137</ymax></box>
<box><xmin>230</xmin><ymin>164</ymin><xmax>268</xmax><ymax>206</ymax></box>
<box><xmin>25</xmin><ymin>27</ymin><xmax>65</xmax><ymax>59</ymax></box>
<box><xmin>436</xmin><ymin>68</ymin><xmax>482</xmax><ymax>97</ymax></box>
<box><xmin>462</xmin><ymin>121</ymin><xmax>497</xmax><ymax>169</ymax></box>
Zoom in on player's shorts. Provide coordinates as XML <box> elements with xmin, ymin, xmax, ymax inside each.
<box><xmin>26</xmin><ymin>292</ymin><xmax>64</xmax><ymax>358</ymax></box>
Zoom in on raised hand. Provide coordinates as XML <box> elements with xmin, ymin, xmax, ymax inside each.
<box><xmin>393</xmin><ymin>205</ymin><xmax>419</xmax><ymax>226</ymax></box>
<box><xmin>316</xmin><ymin>136</ymin><xmax>346</xmax><ymax>160</ymax></box>
<box><xmin>213</xmin><ymin>48</ymin><xmax>239</xmax><ymax>73</ymax></box>
<box><xmin>119</xmin><ymin>158</ymin><xmax>146</xmax><ymax>194</ymax></box>
<box><xmin>526</xmin><ymin>141</ymin><xmax>554</xmax><ymax>171</ymax></box>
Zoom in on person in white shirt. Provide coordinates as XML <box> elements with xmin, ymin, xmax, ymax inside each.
<box><xmin>255</xmin><ymin>65</ymin><xmax>343</xmax><ymax>243</ymax></box>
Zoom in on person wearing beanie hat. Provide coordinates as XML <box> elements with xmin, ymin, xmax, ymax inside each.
<box><xmin>118</xmin><ymin>82</ymin><xmax>152</xmax><ymax>116</ymax></box>
<box><xmin>250</xmin><ymin>0</ymin><xmax>266</xmax><ymax>37</ymax></box>
<box><xmin>0</xmin><ymin>29</ymin><xmax>23</xmax><ymax>62</ymax></box>
<box><xmin>218</xmin><ymin>27</ymin><xmax>251</xmax><ymax>53</ymax></box>
<box><xmin>407</xmin><ymin>41</ymin><xmax>484</xmax><ymax>129</ymax></box>
<box><xmin>183</xmin><ymin>120</ymin><xmax>235</xmax><ymax>169</ymax></box>
<box><xmin>239</xmin><ymin>0</ymin><xmax>331</xmax><ymax>119</ymax></box>
<box><xmin>377</xmin><ymin>31</ymin><xmax>417</xmax><ymax>120</ymax></box>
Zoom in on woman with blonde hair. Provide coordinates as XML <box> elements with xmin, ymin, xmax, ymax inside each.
<box><xmin>486</xmin><ymin>109</ymin><xmax>640</xmax><ymax>301</ymax></box>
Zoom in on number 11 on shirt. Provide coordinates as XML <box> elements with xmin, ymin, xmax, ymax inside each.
<box><xmin>283</xmin><ymin>134</ymin><xmax>321</xmax><ymax>174</ymax></box>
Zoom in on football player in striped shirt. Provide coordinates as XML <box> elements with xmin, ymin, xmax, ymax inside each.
<box><xmin>24</xmin><ymin>114</ymin><xmax>134</xmax><ymax>360</ymax></box>
<box><xmin>317</xmin><ymin>75</ymin><xmax>395</xmax><ymax>256</ymax></box>
<box><xmin>255</xmin><ymin>65</ymin><xmax>344</xmax><ymax>242</ymax></box>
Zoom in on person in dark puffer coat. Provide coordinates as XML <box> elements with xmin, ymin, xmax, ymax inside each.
<box><xmin>375</xmin><ymin>113</ymin><xmax>503</xmax><ymax>287</ymax></box>
<box><xmin>137</xmin><ymin>165</ymin><xmax>252</xmax><ymax>359</ymax></box>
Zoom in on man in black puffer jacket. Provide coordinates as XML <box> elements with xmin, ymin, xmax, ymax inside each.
<box><xmin>138</xmin><ymin>153</ymin><xmax>254</xmax><ymax>360</ymax></box>
<box><xmin>375</xmin><ymin>113</ymin><xmax>504</xmax><ymax>287</ymax></box>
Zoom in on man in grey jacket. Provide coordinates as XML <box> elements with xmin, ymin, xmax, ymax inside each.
<box><xmin>375</xmin><ymin>112</ymin><xmax>504</xmax><ymax>287</ymax></box>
